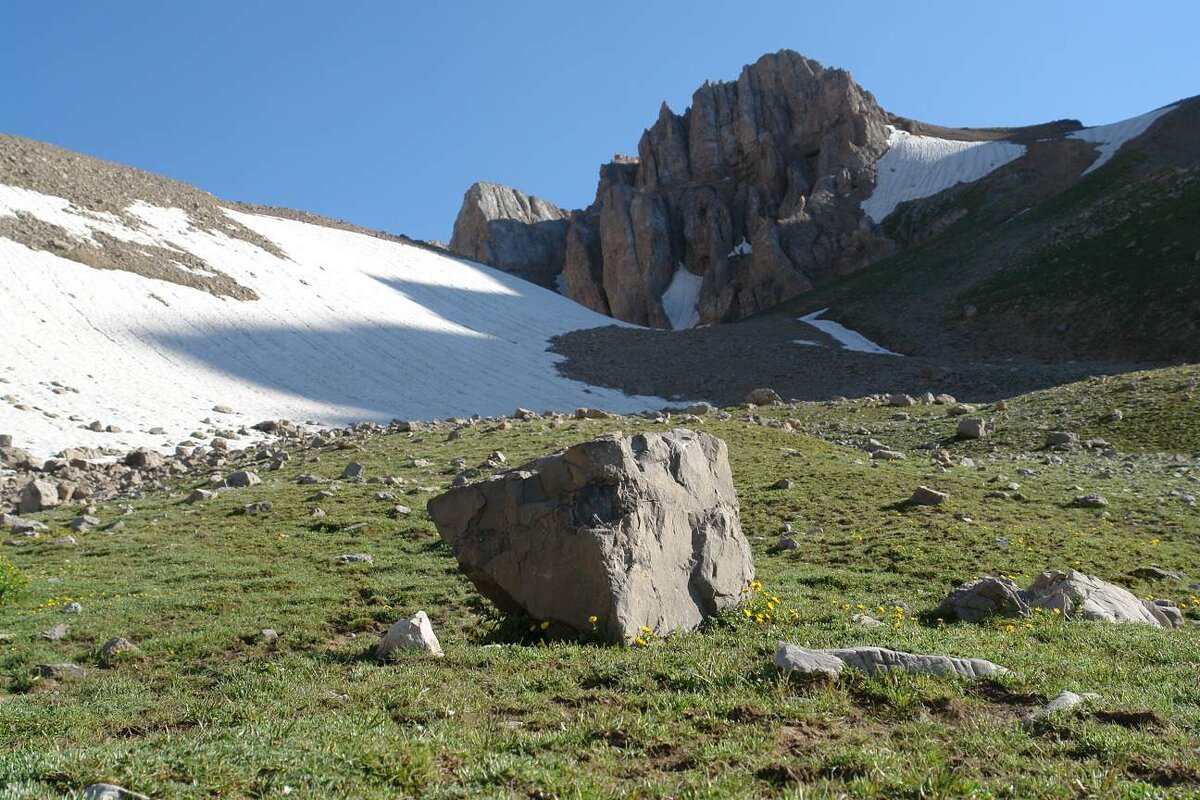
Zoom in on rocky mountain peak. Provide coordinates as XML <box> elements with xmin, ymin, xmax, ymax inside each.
<box><xmin>450</xmin><ymin>50</ymin><xmax>897</xmax><ymax>326</ymax></box>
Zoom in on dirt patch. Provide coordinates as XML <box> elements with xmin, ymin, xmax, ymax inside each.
<box><xmin>1093</xmin><ymin>709</ymin><xmax>1164</xmax><ymax>729</ymax></box>
<box><xmin>1126</xmin><ymin>757</ymin><xmax>1200</xmax><ymax>787</ymax></box>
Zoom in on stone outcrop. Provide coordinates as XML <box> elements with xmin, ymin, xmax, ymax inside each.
<box><xmin>450</xmin><ymin>51</ymin><xmax>896</xmax><ymax>328</ymax></box>
<box><xmin>449</xmin><ymin>182</ymin><xmax>570</xmax><ymax>288</ymax></box>
<box><xmin>426</xmin><ymin>429</ymin><xmax>754</xmax><ymax>642</ymax></box>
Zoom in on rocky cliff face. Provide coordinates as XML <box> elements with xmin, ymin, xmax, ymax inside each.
<box><xmin>449</xmin><ymin>181</ymin><xmax>570</xmax><ymax>289</ymax></box>
<box><xmin>451</xmin><ymin>51</ymin><xmax>897</xmax><ymax>326</ymax></box>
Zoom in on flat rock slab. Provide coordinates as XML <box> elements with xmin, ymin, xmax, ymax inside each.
<box><xmin>428</xmin><ymin>429</ymin><xmax>754</xmax><ymax>642</ymax></box>
<box><xmin>776</xmin><ymin>642</ymin><xmax>1008</xmax><ymax>681</ymax></box>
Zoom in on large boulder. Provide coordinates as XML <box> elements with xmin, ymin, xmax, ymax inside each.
<box><xmin>427</xmin><ymin>429</ymin><xmax>754</xmax><ymax>642</ymax></box>
<box><xmin>936</xmin><ymin>576</ymin><xmax>1030</xmax><ymax>622</ymax></box>
<box><xmin>18</xmin><ymin>480</ymin><xmax>61</xmax><ymax>514</ymax></box>
<box><xmin>775</xmin><ymin>642</ymin><xmax>1007</xmax><ymax>681</ymax></box>
<box><xmin>1026</xmin><ymin>569</ymin><xmax>1182</xmax><ymax>628</ymax></box>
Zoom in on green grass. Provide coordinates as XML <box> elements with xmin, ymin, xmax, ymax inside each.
<box><xmin>1</xmin><ymin>367</ymin><xmax>1198</xmax><ymax>798</ymax></box>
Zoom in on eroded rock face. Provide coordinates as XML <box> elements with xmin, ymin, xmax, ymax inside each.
<box><xmin>451</xmin><ymin>51</ymin><xmax>895</xmax><ymax>327</ymax></box>
<box><xmin>449</xmin><ymin>182</ymin><xmax>570</xmax><ymax>288</ymax></box>
<box><xmin>426</xmin><ymin>429</ymin><xmax>754</xmax><ymax>641</ymax></box>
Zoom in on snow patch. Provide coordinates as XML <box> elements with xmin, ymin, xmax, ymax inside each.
<box><xmin>661</xmin><ymin>263</ymin><xmax>703</xmax><ymax>330</ymax></box>
<box><xmin>863</xmin><ymin>128</ymin><xmax>1025</xmax><ymax>222</ymax></box>
<box><xmin>798</xmin><ymin>308</ymin><xmax>901</xmax><ymax>356</ymax></box>
<box><xmin>1069</xmin><ymin>104</ymin><xmax>1178</xmax><ymax>175</ymax></box>
<box><xmin>793</xmin><ymin>339</ymin><xmax>823</xmax><ymax>347</ymax></box>
<box><xmin>0</xmin><ymin>186</ymin><xmax>673</xmax><ymax>459</ymax></box>
<box><xmin>728</xmin><ymin>237</ymin><xmax>753</xmax><ymax>258</ymax></box>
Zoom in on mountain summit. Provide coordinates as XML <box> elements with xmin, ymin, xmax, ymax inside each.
<box><xmin>451</xmin><ymin>50</ymin><xmax>1198</xmax><ymax>360</ymax></box>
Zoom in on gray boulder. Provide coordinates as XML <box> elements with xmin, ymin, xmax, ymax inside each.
<box><xmin>937</xmin><ymin>576</ymin><xmax>1030</xmax><ymax>621</ymax></box>
<box><xmin>955</xmin><ymin>417</ymin><xmax>990</xmax><ymax>440</ymax></box>
<box><xmin>224</xmin><ymin>470</ymin><xmax>261</xmax><ymax>488</ymax></box>
<box><xmin>1026</xmin><ymin>569</ymin><xmax>1182</xmax><ymax>628</ymax></box>
<box><xmin>909</xmin><ymin>486</ymin><xmax>949</xmax><ymax>506</ymax></box>
<box><xmin>427</xmin><ymin>429</ymin><xmax>754</xmax><ymax>642</ymax></box>
<box><xmin>83</xmin><ymin>784</ymin><xmax>150</xmax><ymax>800</ymax></box>
<box><xmin>18</xmin><ymin>480</ymin><xmax>61</xmax><ymax>514</ymax></box>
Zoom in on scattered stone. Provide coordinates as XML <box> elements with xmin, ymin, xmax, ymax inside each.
<box><xmin>955</xmin><ymin>417</ymin><xmax>990</xmax><ymax>440</ymax></box>
<box><xmin>851</xmin><ymin>614</ymin><xmax>884</xmax><ymax>628</ymax></box>
<box><xmin>83</xmin><ymin>783</ymin><xmax>151</xmax><ymax>800</ymax></box>
<box><xmin>342</xmin><ymin>462</ymin><xmax>365</xmax><ymax>479</ymax></box>
<box><xmin>224</xmin><ymin>470</ymin><xmax>261</xmax><ymax>488</ymax></box>
<box><xmin>100</xmin><ymin>637</ymin><xmax>139</xmax><ymax>661</ymax></box>
<box><xmin>771</xmin><ymin>478</ymin><xmax>794</xmax><ymax>490</ymax></box>
<box><xmin>870</xmin><ymin>449</ymin><xmax>906</xmax><ymax>461</ymax></box>
<box><xmin>428</xmin><ymin>429</ymin><xmax>754</xmax><ymax>642</ymax></box>
<box><xmin>68</xmin><ymin>515</ymin><xmax>100</xmax><ymax>531</ymax></box>
<box><xmin>18</xmin><ymin>479</ymin><xmax>61</xmax><ymax>514</ymax></box>
<box><xmin>887</xmin><ymin>394</ymin><xmax>916</xmax><ymax>407</ymax></box>
<box><xmin>908</xmin><ymin>486</ymin><xmax>948</xmax><ymax>506</ymax></box>
<box><xmin>746</xmin><ymin>388</ymin><xmax>783</xmax><ymax>406</ymax></box>
<box><xmin>123</xmin><ymin>449</ymin><xmax>165</xmax><ymax>469</ymax></box>
<box><xmin>186</xmin><ymin>488</ymin><xmax>216</xmax><ymax>503</ymax></box>
<box><xmin>1129</xmin><ymin>566</ymin><xmax>1185</xmax><ymax>581</ymax></box>
<box><xmin>63</xmin><ymin>601</ymin><xmax>83</xmax><ymax>614</ymax></box>
<box><xmin>309</xmin><ymin>507</ymin><xmax>326</xmax><ymax>518</ymax></box>
<box><xmin>1046</xmin><ymin>431</ymin><xmax>1077</xmax><ymax>447</ymax></box>
<box><xmin>34</xmin><ymin>662</ymin><xmax>86</xmax><ymax>680</ymax></box>
<box><xmin>41</xmin><ymin>623</ymin><xmax>69</xmax><ymax>641</ymax></box>
<box><xmin>1100</xmin><ymin>409</ymin><xmax>1123</xmax><ymax>423</ymax></box>
<box><xmin>771</xmin><ymin>535</ymin><xmax>800</xmax><ymax>552</ymax></box>
<box><xmin>241</xmin><ymin>501</ymin><xmax>273</xmax><ymax>515</ymax></box>
<box><xmin>51</xmin><ymin>535</ymin><xmax>78</xmax><ymax>547</ymax></box>
<box><xmin>1072</xmin><ymin>493</ymin><xmax>1109</xmax><ymax>508</ymax></box>
<box><xmin>685</xmin><ymin>402</ymin><xmax>714</xmax><ymax>416</ymax></box>
<box><xmin>378</xmin><ymin>610</ymin><xmax>444</xmax><ymax>658</ymax></box>
<box><xmin>391</xmin><ymin>504</ymin><xmax>412</xmax><ymax>516</ymax></box>
<box><xmin>334</xmin><ymin>553</ymin><xmax>373</xmax><ymax>564</ymax></box>
<box><xmin>260</xmin><ymin>629</ymin><xmax>279</xmax><ymax>644</ymax></box>
<box><xmin>1027</xmin><ymin>690</ymin><xmax>1102</xmax><ymax>722</ymax></box>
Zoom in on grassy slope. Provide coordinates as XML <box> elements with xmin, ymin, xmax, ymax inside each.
<box><xmin>762</xmin><ymin>103</ymin><xmax>1200</xmax><ymax>364</ymax></box>
<box><xmin>1</xmin><ymin>367</ymin><xmax>1198</xmax><ymax>798</ymax></box>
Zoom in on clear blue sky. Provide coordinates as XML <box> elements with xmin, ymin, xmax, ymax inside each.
<box><xmin>3</xmin><ymin>1</ymin><xmax>1197</xmax><ymax>241</ymax></box>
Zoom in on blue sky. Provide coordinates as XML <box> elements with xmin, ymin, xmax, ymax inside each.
<box><xmin>3</xmin><ymin>1</ymin><xmax>1196</xmax><ymax>241</ymax></box>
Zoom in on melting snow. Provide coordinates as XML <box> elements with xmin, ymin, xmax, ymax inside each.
<box><xmin>1069</xmin><ymin>104</ymin><xmax>1178</xmax><ymax>175</ymax></box>
<box><xmin>798</xmin><ymin>308</ymin><xmax>901</xmax><ymax>356</ymax></box>
<box><xmin>661</xmin><ymin>263</ymin><xmax>703</xmax><ymax>330</ymax></box>
<box><xmin>728</xmin><ymin>237</ymin><xmax>753</xmax><ymax>258</ymax></box>
<box><xmin>862</xmin><ymin>127</ymin><xmax>1025</xmax><ymax>222</ymax></box>
<box><xmin>0</xmin><ymin>186</ymin><xmax>672</xmax><ymax>458</ymax></box>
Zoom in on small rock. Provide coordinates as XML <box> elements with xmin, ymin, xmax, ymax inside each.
<box><xmin>870</xmin><ymin>449</ymin><xmax>906</xmax><ymax>461</ymax></box>
<box><xmin>83</xmin><ymin>784</ymin><xmax>151</xmax><ymax>800</ymax></box>
<box><xmin>342</xmin><ymin>462</ymin><xmax>365</xmax><ymax>479</ymax></box>
<box><xmin>241</xmin><ymin>501</ymin><xmax>273</xmax><ymax>515</ymax></box>
<box><xmin>34</xmin><ymin>662</ymin><xmax>86</xmax><ymax>680</ymax></box>
<box><xmin>771</xmin><ymin>478</ymin><xmax>794</xmax><ymax>490</ymax></box>
<box><xmin>955</xmin><ymin>417</ymin><xmax>990</xmax><ymax>440</ymax></box>
<box><xmin>100</xmin><ymin>637</ymin><xmax>139</xmax><ymax>660</ymax></box>
<box><xmin>224</xmin><ymin>470</ymin><xmax>261</xmax><ymax>488</ymax></box>
<box><xmin>41</xmin><ymin>623</ymin><xmax>70</xmax><ymax>641</ymax></box>
<box><xmin>1027</xmin><ymin>690</ymin><xmax>1101</xmax><ymax>721</ymax></box>
<box><xmin>378</xmin><ymin>610</ymin><xmax>444</xmax><ymax>658</ymax></box>
<box><xmin>63</xmin><ymin>601</ymin><xmax>83</xmax><ymax>614</ymax></box>
<box><xmin>772</xmin><ymin>535</ymin><xmax>800</xmax><ymax>552</ymax></box>
<box><xmin>909</xmin><ymin>486</ymin><xmax>949</xmax><ymax>506</ymax></box>
<box><xmin>334</xmin><ymin>553</ymin><xmax>373</xmax><ymax>564</ymax></box>
<box><xmin>309</xmin><ymin>507</ymin><xmax>326</xmax><ymax>518</ymax></box>
<box><xmin>261</xmin><ymin>629</ymin><xmax>279</xmax><ymax>644</ymax></box>
<box><xmin>51</xmin><ymin>535</ymin><xmax>78</xmax><ymax>547</ymax></box>
<box><xmin>1072</xmin><ymin>493</ymin><xmax>1109</xmax><ymax>508</ymax></box>
<box><xmin>1046</xmin><ymin>431</ymin><xmax>1077</xmax><ymax>447</ymax></box>
<box><xmin>851</xmin><ymin>614</ymin><xmax>884</xmax><ymax>627</ymax></box>
<box><xmin>186</xmin><ymin>488</ymin><xmax>216</xmax><ymax>503</ymax></box>
<box><xmin>746</xmin><ymin>388</ymin><xmax>783</xmax><ymax>406</ymax></box>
